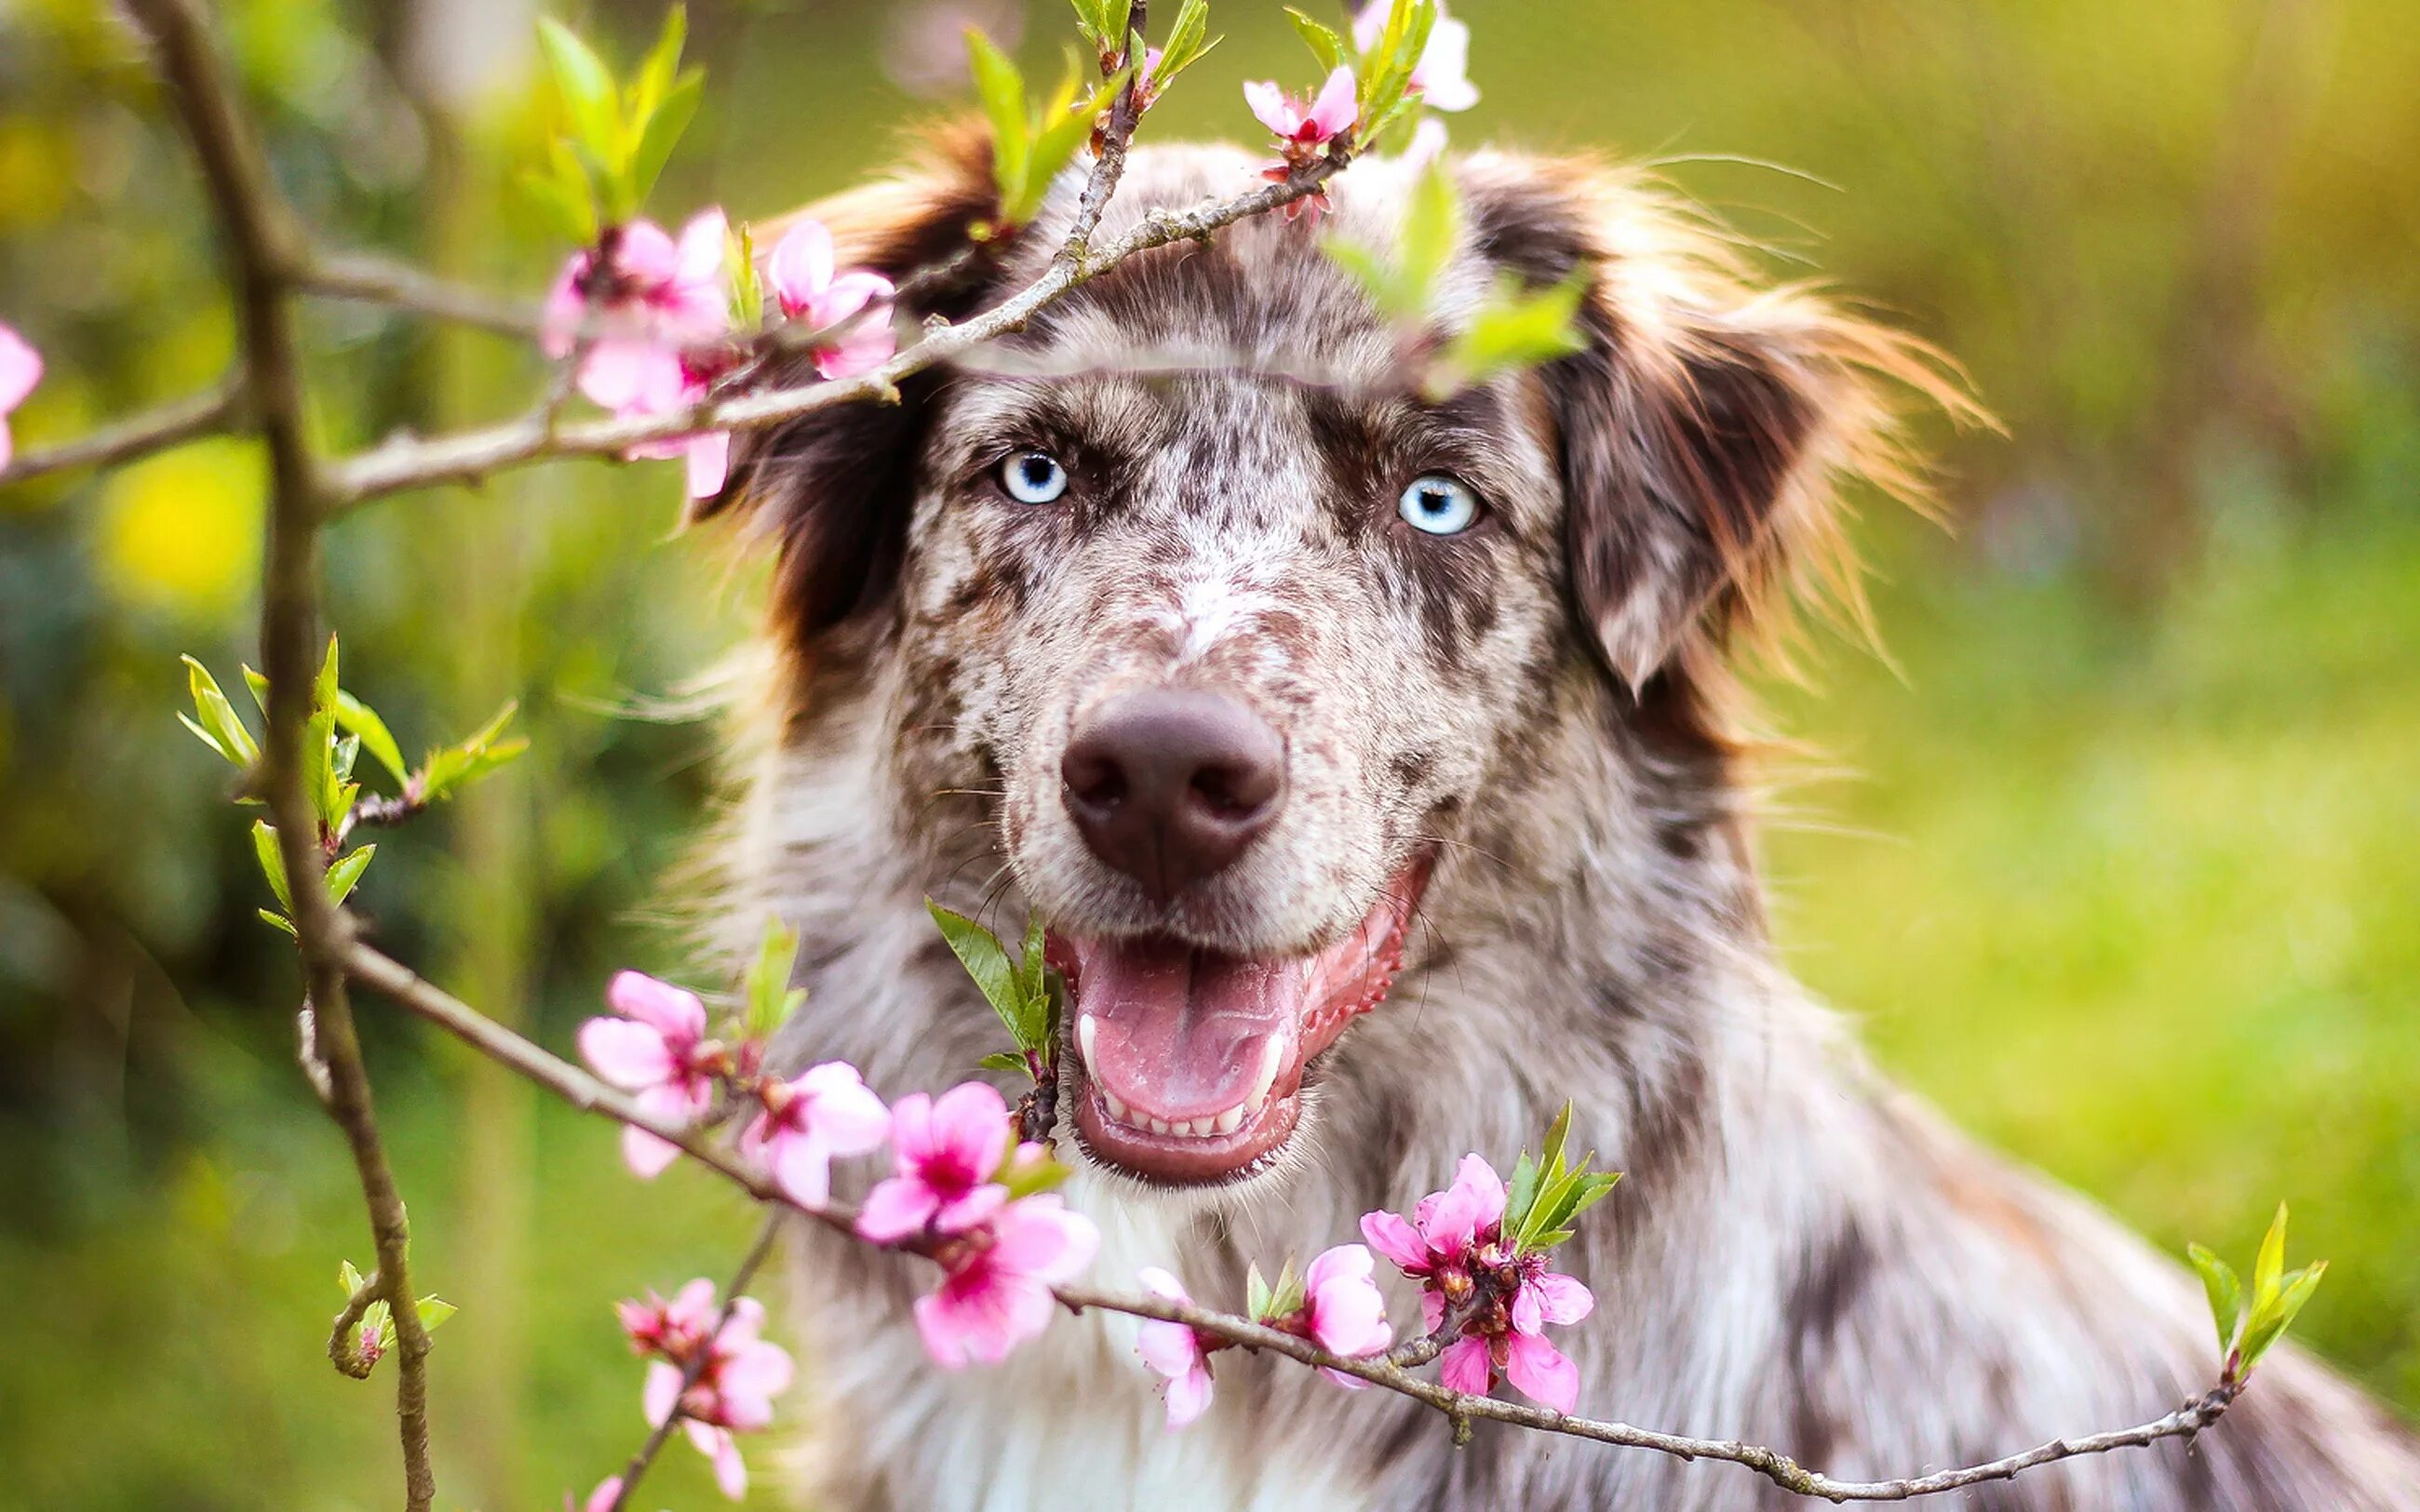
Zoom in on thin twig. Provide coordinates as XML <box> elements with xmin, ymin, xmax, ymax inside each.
<box><xmin>0</xmin><ymin>380</ymin><xmax>245</xmax><ymax>487</ymax></box>
<box><xmin>125</xmin><ymin>1</ymin><xmax>437</xmax><ymax>1506</ymax></box>
<box><xmin>342</xmin><ymin>939</ymin><xmax>2246</xmax><ymax>1504</ymax></box>
<box><xmin>603</xmin><ymin>1215</ymin><xmax>785</xmax><ymax>1512</ymax></box>
<box><xmin>322</xmin><ymin>149</ymin><xmax>1352</xmax><ymax>508</ymax></box>
<box><xmin>330</xmin><ymin>1268</ymin><xmax>384</xmax><ymax>1379</ymax></box>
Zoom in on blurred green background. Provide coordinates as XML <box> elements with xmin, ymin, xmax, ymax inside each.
<box><xmin>1</xmin><ymin>0</ymin><xmax>2414</xmax><ymax>1505</ymax></box>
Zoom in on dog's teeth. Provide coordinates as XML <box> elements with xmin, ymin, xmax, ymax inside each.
<box><xmin>1147</xmin><ymin>1116</ymin><xmax>1172</xmax><ymax>1135</ymax></box>
<box><xmin>1077</xmin><ymin>1013</ymin><xmax>1098</xmax><ymax>1070</ymax></box>
<box><xmin>1102</xmin><ymin>1091</ymin><xmax>1129</xmax><ymax>1121</ymax></box>
<box><xmin>1212</xmin><ymin>1104</ymin><xmax>1244</xmax><ymax>1134</ymax></box>
<box><xmin>1246</xmin><ymin>1037</ymin><xmax>1284</xmax><ymax>1110</ymax></box>
<box><xmin>1187</xmin><ymin>1116</ymin><xmax>1214</xmax><ymax>1137</ymax></box>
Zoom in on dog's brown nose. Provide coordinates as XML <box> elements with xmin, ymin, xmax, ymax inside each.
<box><xmin>1061</xmin><ymin>689</ymin><xmax>1285</xmax><ymax>903</ymax></box>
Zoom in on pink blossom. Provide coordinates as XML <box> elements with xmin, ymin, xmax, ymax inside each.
<box><xmin>569</xmin><ymin>1478</ymin><xmax>622</xmax><ymax>1512</ymax></box>
<box><xmin>764</xmin><ymin>219</ymin><xmax>898</xmax><ymax>381</ymax></box>
<box><xmin>637</xmin><ymin>1289</ymin><xmax>795</xmax><ymax>1501</ymax></box>
<box><xmin>1361</xmin><ymin>1152</ymin><xmax>1505</xmax><ymax>1275</ymax></box>
<box><xmin>0</xmin><ymin>323</ymin><xmax>43</xmax><ymax>470</ymax></box>
<box><xmin>912</xmin><ymin>1194</ymin><xmax>1099</xmax><ymax>1368</ymax></box>
<box><xmin>1133</xmin><ymin>47</ymin><xmax>1168</xmax><ymax>111</ymax></box>
<box><xmin>1134</xmin><ymin>1266</ymin><xmax>1215</xmax><ymax>1427</ymax></box>
<box><xmin>737</xmin><ymin>1060</ymin><xmax>891</xmax><ymax>1208</ymax></box>
<box><xmin>618</xmin><ymin>1277</ymin><xmax>720</xmax><ymax>1359</ymax></box>
<box><xmin>1402</xmin><ymin>116</ymin><xmax>1449</xmax><ymax>171</ymax></box>
<box><xmin>1244</xmin><ymin>64</ymin><xmax>1359</xmax><ymax>152</ymax></box>
<box><xmin>579</xmin><ymin>971</ymin><xmax>728</xmax><ymax>1178</ymax></box>
<box><xmin>1351</xmin><ymin>0</ymin><xmax>1478</xmax><ymax>112</ymax></box>
<box><xmin>543</xmin><ymin>210</ymin><xmax>734</xmax><ymax>500</ymax></box>
<box><xmin>1362</xmin><ymin>1154</ymin><xmax>1593</xmax><ymax>1413</ymax></box>
<box><xmin>855</xmin><ymin>1081</ymin><xmax>1014</xmax><ymax>1243</ymax></box>
<box><xmin>1301</xmin><ymin>1243</ymin><xmax>1394</xmax><ymax>1388</ymax></box>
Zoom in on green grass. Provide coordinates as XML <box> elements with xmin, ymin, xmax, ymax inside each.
<box><xmin>1761</xmin><ymin>502</ymin><xmax>2420</xmax><ymax>1410</ymax></box>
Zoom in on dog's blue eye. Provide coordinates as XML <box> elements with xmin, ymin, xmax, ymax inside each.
<box><xmin>1398</xmin><ymin>474</ymin><xmax>1480</xmax><ymax>536</ymax></box>
<box><xmin>1001</xmin><ymin>450</ymin><xmax>1069</xmax><ymax>504</ymax></box>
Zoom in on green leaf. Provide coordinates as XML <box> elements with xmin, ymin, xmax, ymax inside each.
<box><xmin>994</xmin><ymin>1145</ymin><xmax>1073</xmax><ymax>1199</ymax></box>
<box><xmin>744</xmin><ymin>916</ymin><xmax>808</xmax><ymax>1038</ymax></box>
<box><xmin>258</xmin><ymin>908</ymin><xmax>297</xmax><ymax>937</ymax></box>
<box><xmin>324</xmin><ymin>844</ymin><xmax>375</xmax><ymax>906</ymax></box>
<box><xmin>1430</xmin><ymin>274</ymin><xmax>1589</xmax><ymax>399</ymax></box>
<box><xmin>414</xmin><ymin>1295</ymin><xmax>460</xmax><ymax>1334</ymax></box>
<box><xmin>2187</xmin><ymin>1242</ymin><xmax>2243</xmax><ymax>1358</ymax></box>
<box><xmin>977</xmin><ymin>1050</ymin><xmax>1029</xmax><ymax>1073</ymax></box>
<box><xmin>2240</xmin><ymin>1261</ymin><xmax>2326</xmax><ymax>1369</ymax></box>
<box><xmin>251</xmin><ymin>820</ymin><xmax>293</xmax><ymax>913</ymax></box>
<box><xmin>333</xmin><ymin>690</ymin><xmax>409</xmax><ymax>788</ymax></box>
<box><xmin>927</xmin><ymin>901</ymin><xmax>1034</xmax><ymax>1049</ymax></box>
<box><xmin>181</xmin><ymin>656</ymin><xmax>259</xmax><ymax>768</ymax></box>
<box><xmin>630</xmin><ymin>4</ymin><xmax>688</xmax><ymax>120</ymax></box>
<box><xmin>1016</xmin><ymin>60</ymin><xmax>1127</xmax><ymax>226</ymax></box>
<box><xmin>303</xmin><ymin>705</ymin><xmax>344</xmax><ymax>830</ymax></box>
<box><xmin>422</xmin><ymin>702</ymin><xmax>527</xmax><ymax>800</ymax></box>
<box><xmin>1153</xmin><ymin>0</ymin><xmax>1217</xmax><ymax>90</ymax></box>
<box><xmin>1503</xmin><ymin>1149</ymin><xmax>1541</xmax><ymax>1235</ymax></box>
<box><xmin>340</xmin><ymin>1259</ymin><xmax>367</xmax><ymax>1298</ymax></box>
<box><xmin>537</xmin><ymin>18</ymin><xmax>621</xmax><ymax>171</ymax></box>
<box><xmin>1244</xmin><ymin>1262</ymin><xmax>1271</xmax><ymax>1320</ymax></box>
<box><xmin>965</xmin><ymin>30</ymin><xmax>1031</xmax><ymax>209</ymax></box>
<box><xmin>1395</xmin><ymin>162</ymin><xmax>1459</xmax><ymax>315</ymax></box>
<box><xmin>1285</xmin><ymin>7</ymin><xmax>1347</xmax><ymax>73</ymax></box>
<box><xmin>1254</xmin><ymin>1256</ymin><xmax>1305</xmax><ymax>1320</ymax></box>
<box><xmin>626</xmin><ymin>68</ymin><xmax>703</xmax><ymax>212</ymax></box>
<box><xmin>2252</xmin><ymin>1202</ymin><xmax>2288</xmax><ymax>1308</ymax></box>
<box><xmin>241</xmin><ymin>663</ymin><xmax>271</xmax><ymax>715</ymax></box>
<box><xmin>1538</xmin><ymin>1100</ymin><xmax>1574</xmax><ymax>1180</ymax></box>
<box><xmin>520</xmin><ymin>154</ymin><xmax>598</xmax><ymax>244</ymax></box>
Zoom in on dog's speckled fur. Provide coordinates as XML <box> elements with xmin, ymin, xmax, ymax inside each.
<box><xmin>689</xmin><ymin>132</ymin><xmax>2420</xmax><ymax>1510</ymax></box>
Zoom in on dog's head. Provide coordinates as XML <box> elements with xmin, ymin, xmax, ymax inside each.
<box><xmin>704</xmin><ymin>131</ymin><xmax>1958</xmax><ymax>1187</ymax></box>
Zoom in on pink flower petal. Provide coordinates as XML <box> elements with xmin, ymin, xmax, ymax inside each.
<box><xmin>579</xmin><ymin>1476</ymin><xmax>623</xmax><ymax>1512</ymax></box>
<box><xmin>814</xmin><ymin>320</ymin><xmax>896</xmax><ymax>381</ymax></box>
<box><xmin>0</xmin><ymin>325</ymin><xmax>43</xmax><ymax>412</ymax></box>
<box><xmin>674</xmin><ymin>208</ymin><xmax>730</xmax><ymax>288</ymax></box>
<box><xmin>716</xmin><ymin>1338</ymin><xmax>795</xmax><ymax>1425</ymax></box>
<box><xmin>1402</xmin><ymin>116</ymin><xmax>1449</xmax><ymax>170</ymax></box>
<box><xmin>541</xmin><ymin>260</ymin><xmax>587</xmax><ymax>360</ymax></box>
<box><xmin>1305</xmin><ymin>64</ymin><xmax>1360</xmax><ymax>140</ymax></box>
<box><xmin>797</xmin><ymin>1062</ymin><xmax>893</xmax><ymax>1154</ymax></box>
<box><xmin>927</xmin><ymin>1080</ymin><xmax>1013</xmax><ymax>1176</ymax></box>
<box><xmin>578</xmin><ymin>1016</ymin><xmax>676</xmax><ymax>1089</ymax></box>
<box><xmin>1512</xmin><ymin>1278</ymin><xmax>1542</xmax><ymax>1336</ymax></box>
<box><xmin>767</xmin><ymin>219</ymin><xmax>837</xmax><ymax>314</ymax></box>
<box><xmin>988</xmin><ymin>1196</ymin><xmax>1098</xmax><ymax>1281</ymax></box>
<box><xmin>855</xmin><ymin>1175</ymin><xmax>939</xmax><ymax>1242</ymax></box>
<box><xmin>709</xmin><ymin>1430</ymin><xmax>747</xmax><ymax>1501</ymax></box>
<box><xmin>1243</xmin><ymin>79</ymin><xmax>1297</xmax><ymax>138</ymax></box>
<box><xmin>1438</xmin><ymin>1335</ymin><xmax>1493</xmax><ymax>1396</ymax></box>
<box><xmin>931</xmin><ymin>1181</ymin><xmax>1009</xmax><ymax>1236</ymax></box>
<box><xmin>623</xmin><ymin>1124</ymin><xmax>683</xmax><ymax>1179</ymax></box>
<box><xmin>1413</xmin><ymin>15</ymin><xmax>1478</xmax><ymax>111</ymax></box>
<box><xmin>767</xmin><ymin>1127</ymin><xmax>838</xmax><ymax>1208</ymax></box>
<box><xmin>1425</xmin><ymin>1153</ymin><xmax>1506</xmax><ymax>1251</ymax></box>
<box><xmin>1359</xmin><ymin>1209</ymin><xmax>1428</xmax><ymax>1272</ymax></box>
<box><xmin>642</xmin><ymin>1358</ymin><xmax>683</xmax><ymax>1426</ymax></box>
<box><xmin>614</xmin><ymin>220</ymin><xmax>680</xmax><ymax>284</ymax></box>
<box><xmin>605</xmin><ymin>971</ymin><xmax>707</xmax><ymax>1042</ymax></box>
<box><xmin>1349</xmin><ymin>2</ymin><xmax>1385</xmax><ymax>52</ymax></box>
<box><xmin>1504</xmin><ymin>1329</ymin><xmax>1580</xmax><ymax>1413</ymax></box>
<box><xmin>1529</xmin><ymin>1270</ymin><xmax>1594</xmax><ymax>1327</ymax></box>
<box><xmin>1163</xmin><ymin>1360</ymin><xmax>1215</xmax><ymax>1426</ymax></box>
<box><xmin>684</xmin><ymin>430</ymin><xmax>731</xmax><ymax>500</ymax></box>
<box><xmin>1304</xmin><ymin>1243</ymin><xmax>1392</xmax><ymax>1358</ymax></box>
<box><xmin>1420</xmin><ymin>1287</ymin><xmax>1446</xmax><ymax>1332</ymax></box>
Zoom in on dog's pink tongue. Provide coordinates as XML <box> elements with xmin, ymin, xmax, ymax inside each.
<box><xmin>1072</xmin><ymin>937</ymin><xmax>1299</xmax><ymax>1120</ymax></box>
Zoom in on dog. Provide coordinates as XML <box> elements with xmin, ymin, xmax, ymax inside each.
<box><xmin>689</xmin><ymin>126</ymin><xmax>2420</xmax><ymax>1510</ymax></box>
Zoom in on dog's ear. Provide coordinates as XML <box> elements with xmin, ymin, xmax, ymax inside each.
<box><xmin>690</xmin><ymin>119</ymin><xmax>1002</xmax><ymax>645</ymax></box>
<box><xmin>1461</xmin><ymin>156</ymin><xmax>1969</xmax><ymax>693</ymax></box>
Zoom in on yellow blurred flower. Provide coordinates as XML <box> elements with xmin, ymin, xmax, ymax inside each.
<box><xmin>95</xmin><ymin>439</ymin><xmax>263</xmax><ymax>621</ymax></box>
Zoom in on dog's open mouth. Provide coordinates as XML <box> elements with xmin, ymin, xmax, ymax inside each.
<box><xmin>1052</xmin><ymin>852</ymin><xmax>1432</xmax><ymax>1184</ymax></box>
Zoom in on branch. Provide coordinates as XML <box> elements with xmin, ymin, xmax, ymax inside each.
<box><xmin>330</xmin><ymin>1267</ymin><xmax>384</xmax><ymax>1379</ymax></box>
<box><xmin>341</xmin><ymin>939</ymin><xmax>2245</xmax><ymax>1504</ymax></box>
<box><xmin>322</xmin><ymin>148</ymin><xmax>1353</xmax><ymax>508</ymax></box>
<box><xmin>601</xmin><ymin>1216</ymin><xmax>784</xmax><ymax>1512</ymax></box>
<box><xmin>124</xmin><ymin>1</ymin><xmax>437</xmax><ymax>1505</ymax></box>
<box><xmin>0</xmin><ymin>380</ymin><xmax>245</xmax><ymax>487</ymax></box>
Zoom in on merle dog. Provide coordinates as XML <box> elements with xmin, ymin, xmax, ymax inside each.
<box><xmin>691</xmin><ymin>128</ymin><xmax>2420</xmax><ymax>1509</ymax></box>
